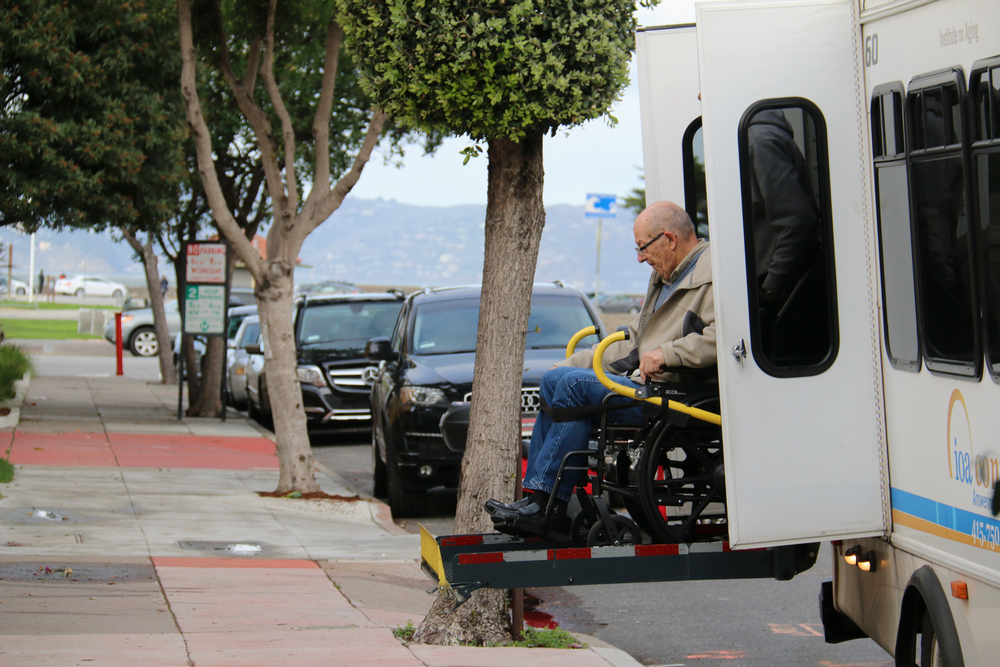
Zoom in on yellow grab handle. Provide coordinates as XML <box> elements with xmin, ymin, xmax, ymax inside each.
<box><xmin>592</xmin><ymin>330</ymin><xmax>722</xmax><ymax>426</ymax></box>
<box><xmin>565</xmin><ymin>325</ymin><xmax>597</xmax><ymax>359</ymax></box>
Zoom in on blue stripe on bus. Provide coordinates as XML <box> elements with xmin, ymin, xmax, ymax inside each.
<box><xmin>891</xmin><ymin>487</ymin><xmax>1000</xmax><ymax>535</ymax></box>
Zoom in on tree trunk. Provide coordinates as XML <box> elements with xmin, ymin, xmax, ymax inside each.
<box><xmin>183</xmin><ymin>335</ymin><xmax>201</xmax><ymax>406</ymax></box>
<box><xmin>413</xmin><ymin>132</ymin><xmax>545</xmax><ymax>646</ymax></box>
<box><xmin>186</xmin><ymin>336</ymin><xmax>224</xmax><ymax>417</ymax></box>
<box><xmin>122</xmin><ymin>230</ymin><xmax>175</xmax><ymax>384</ymax></box>
<box><xmin>257</xmin><ymin>265</ymin><xmax>319</xmax><ymax>494</ymax></box>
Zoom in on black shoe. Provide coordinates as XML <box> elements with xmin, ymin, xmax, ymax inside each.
<box><xmin>489</xmin><ymin>499</ymin><xmax>568</xmax><ymax>538</ymax></box>
<box><xmin>483</xmin><ymin>496</ymin><xmax>536</xmax><ymax>515</ymax></box>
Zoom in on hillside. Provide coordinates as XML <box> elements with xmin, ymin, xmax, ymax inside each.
<box><xmin>0</xmin><ymin>198</ymin><xmax>647</xmax><ymax>294</ymax></box>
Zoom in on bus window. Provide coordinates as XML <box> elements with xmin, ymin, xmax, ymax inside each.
<box><xmin>872</xmin><ymin>83</ymin><xmax>919</xmax><ymax>371</ymax></box>
<box><xmin>970</xmin><ymin>58</ymin><xmax>1000</xmax><ymax>381</ymax></box>
<box><xmin>683</xmin><ymin>118</ymin><xmax>708</xmax><ymax>238</ymax></box>
<box><xmin>906</xmin><ymin>69</ymin><xmax>979</xmax><ymax>377</ymax></box>
<box><xmin>738</xmin><ymin>100</ymin><xmax>838</xmax><ymax>377</ymax></box>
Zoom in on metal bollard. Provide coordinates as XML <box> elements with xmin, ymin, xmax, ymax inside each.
<box><xmin>115</xmin><ymin>312</ymin><xmax>123</xmax><ymax>376</ymax></box>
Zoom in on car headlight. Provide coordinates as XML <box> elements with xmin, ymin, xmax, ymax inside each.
<box><xmin>400</xmin><ymin>386</ymin><xmax>447</xmax><ymax>407</ymax></box>
<box><xmin>296</xmin><ymin>365</ymin><xmax>327</xmax><ymax>387</ymax></box>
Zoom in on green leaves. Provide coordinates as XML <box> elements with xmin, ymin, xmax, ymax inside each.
<box><xmin>1</xmin><ymin>0</ymin><xmax>186</xmax><ymax>232</ymax></box>
<box><xmin>338</xmin><ymin>0</ymin><xmax>644</xmax><ymax>141</ymax></box>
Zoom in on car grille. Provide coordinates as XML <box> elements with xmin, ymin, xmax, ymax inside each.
<box><xmin>463</xmin><ymin>387</ymin><xmax>541</xmax><ymax>412</ymax></box>
<box><xmin>324</xmin><ymin>365</ymin><xmax>378</xmax><ymax>391</ymax></box>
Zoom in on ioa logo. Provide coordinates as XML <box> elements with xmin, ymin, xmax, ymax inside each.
<box><xmin>947</xmin><ymin>390</ymin><xmax>999</xmax><ymax>492</ymax></box>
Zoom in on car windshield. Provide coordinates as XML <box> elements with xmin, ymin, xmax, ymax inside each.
<box><xmin>298</xmin><ymin>301</ymin><xmax>403</xmax><ymax>349</ymax></box>
<box><xmin>412</xmin><ymin>294</ymin><xmax>600</xmax><ymax>355</ymax></box>
<box><xmin>239</xmin><ymin>321</ymin><xmax>261</xmax><ymax>347</ymax></box>
<box><xmin>228</xmin><ymin>313</ymin><xmax>253</xmax><ymax>339</ymax></box>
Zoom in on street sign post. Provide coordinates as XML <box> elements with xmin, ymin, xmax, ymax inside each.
<box><xmin>585</xmin><ymin>194</ymin><xmax>617</xmax><ymax>304</ymax></box>
<box><xmin>178</xmin><ymin>241</ymin><xmax>230</xmax><ymax>421</ymax></box>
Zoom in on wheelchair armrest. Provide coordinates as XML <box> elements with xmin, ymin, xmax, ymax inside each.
<box><xmin>657</xmin><ymin>365</ymin><xmax>718</xmax><ymax>378</ymax></box>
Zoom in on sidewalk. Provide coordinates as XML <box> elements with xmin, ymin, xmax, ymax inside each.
<box><xmin>0</xmin><ymin>374</ymin><xmax>640</xmax><ymax>667</ymax></box>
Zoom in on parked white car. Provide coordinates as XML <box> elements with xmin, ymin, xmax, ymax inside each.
<box><xmin>227</xmin><ymin>315</ymin><xmax>260</xmax><ymax>408</ymax></box>
<box><xmin>0</xmin><ymin>276</ymin><xmax>29</xmax><ymax>296</ymax></box>
<box><xmin>55</xmin><ymin>275</ymin><xmax>128</xmax><ymax>298</ymax></box>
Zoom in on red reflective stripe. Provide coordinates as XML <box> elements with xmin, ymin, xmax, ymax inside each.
<box><xmin>554</xmin><ymin>548</ymin><xmax>592</xmax><ymax>560</ymax></box>
<box><xmin>636</xmin><ymin>544</ymin><xmax>680</xmax><ymax>556</ymax></box>
<box><xmin>723</xmin><ymin>542</ymin><xmax>732</xmax><ymax>552</ymax></box>
<box><xmin>441</xmin><ymin>535</ymin><xmax>484</xmax><ymax>546</ymax></box>
<box><xmin>459</xmin><ymin>552</ymin><xmax>503</xmax><ymax>565</ymax></box>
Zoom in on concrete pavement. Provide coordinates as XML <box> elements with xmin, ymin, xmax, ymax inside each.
<box><xmin>0</xmin><ymin>369</ymin><xmax>641</xmax><ymax>666</ymax></box>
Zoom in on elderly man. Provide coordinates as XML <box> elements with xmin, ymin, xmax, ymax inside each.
<box><xmin>485</xmin><ymin>200</ymin><xmax>716</xmax><ymax>537</ymax></box>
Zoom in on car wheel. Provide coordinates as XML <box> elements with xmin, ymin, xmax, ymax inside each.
<box><xmin>15</xmin><ymin>287</ymin><xmax>25</xmax><ymax>295</ymax></box>
<box><xmin>372</xmin><ymin>421</ymin><xmax>387</xmax><ymax>498</ymax></box>
<box><xmin>112</xmin><ymin>289</ymin><xmax>123</xmax><ymax>299</ymax></box>
<box><xmin>75</xmin><ymin>288</ymin><xmax>85</xmax><ymax>297</ymax></box>
<box><xmin>247</xmin><ymin>387</ymin><xmax>259</xmax><ymax>420</ymax></box>
<box><xmin>386</xmin><ymin>441</ymin><xmax>427</xmax><ymax>518</ymax></box>
<box><xmin>129</xmin><ymin>327</ymin><xmax>158</xmax><ymax>357</ymax></box>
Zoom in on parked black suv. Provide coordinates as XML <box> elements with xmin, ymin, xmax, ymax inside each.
<box><xmin>365</xmin><ymin>283</ymin><xmax>605</xmax><ymax>517</ymax></box>
<box><xmin>246</xmin><ymin>291</ymin><xmax>404</xmax><ymax>433</ymax></box>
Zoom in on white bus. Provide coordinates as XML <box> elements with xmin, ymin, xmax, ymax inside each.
<box><xmin>637</xmin><ymin>0</ymin><xmax>1000</xmax><ymax>662</ymax></box>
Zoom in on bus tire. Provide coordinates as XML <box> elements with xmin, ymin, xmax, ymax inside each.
<box><xmin>894</xmin><ymin>565</ymin><xmax>964</xmax><ymax>667</ymax></box>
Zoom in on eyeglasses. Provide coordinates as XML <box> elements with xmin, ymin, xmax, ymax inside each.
<box><xmin>635</xmin><ymin>231</ymin><xmax>666</xmax><ymax>255</ymax></box>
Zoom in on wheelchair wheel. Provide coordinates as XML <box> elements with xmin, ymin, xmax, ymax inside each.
<box><xmin>610</xmin><ymin>446</ymin><xmax>661</xmax><ymax>539</ymax></box>
<box><xmin>636</xmin><ymin>393</ymin><xmax>725</xmax><ymax>544</ymax></box>
<box><xmin>587</xmin><ymin>515</ymin><xmax>641</xmax><ymax>547</ymax></box>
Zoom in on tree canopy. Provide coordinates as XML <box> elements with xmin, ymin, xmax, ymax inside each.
<box><xmin>338</xmin><ymin>0</ymin><xmax>643</xmax><ymax>141</ymax></box>
<box><xmin>1</xmin><ymin>0</ymin><xmax>186</xmax><ymax>231</ymax></box>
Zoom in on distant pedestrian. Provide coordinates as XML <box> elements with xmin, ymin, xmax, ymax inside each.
<box><xmin>37</xmin><ymin>269</ymin><xmax>44</xmax><ymax>295</ymax></box>
<box><xmin>160</xmin><ymin>276</ymin><xmax>168</xmax><ymax>296</ymax></box>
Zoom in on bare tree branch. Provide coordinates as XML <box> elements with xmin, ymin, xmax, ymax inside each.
<box><xmin>178</xmin><ymin>0</ymin><xmax>265</xmax><ymax>282</ymax></box>
<box><xmin>260</xmin><ymin>0</ymin><xmax>299</xmax><ymax>218</ymax></box>
<box><xmin>209</xmin><ymin>0</ymin><xmax>287</xmax><ymax>221</ymax></box>
<box><xmin>303</xmin><ymin>109</ymin><xmax>387</xmax><ymax>238</ymax></box>
<box><xmin>310</xmin><ymin>19</ymin><xmax>343</xmax><ymax>197</ymax></box>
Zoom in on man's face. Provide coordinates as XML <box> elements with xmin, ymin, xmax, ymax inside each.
<box><xmin>635</xmin><ymin>226</ymin><xmax>680</xmax><ymax>281</ymax></box>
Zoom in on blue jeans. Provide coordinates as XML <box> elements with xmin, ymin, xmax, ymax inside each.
<box><xmin>523</xmin><ymin>366</ymin><xmax>643</xmax><ymax>501</ymax></box>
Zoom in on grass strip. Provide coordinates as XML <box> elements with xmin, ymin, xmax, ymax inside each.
<box><xmin>510</xmin><ymin>627</ymin><xmax>584</xmax><ymax>649</ymax></box>
<box><xmin>0</xmin><ymin>320</ymin><xmax>103</xmax><ymax>340</ymax></box>
<box><xmin>0</xmin><ymin>458</ymin><xmax>13</xmax><ymax>484</ymax></box>
<box><xmin>1</xmin><ymin>302</ymin><xmax>119</xmax><ymax>311</ymax></box>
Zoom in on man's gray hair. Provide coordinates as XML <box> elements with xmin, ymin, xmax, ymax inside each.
<box><xmin>646</xmin><ymin>201</ymin><xmax>696</xmax><ymax>239</ymax></box>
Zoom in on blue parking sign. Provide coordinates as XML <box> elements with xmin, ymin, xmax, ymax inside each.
<box><xmin>585</xmin><ymin>194</ymin><xmax>617</xmax><ymax>218</ymax></box>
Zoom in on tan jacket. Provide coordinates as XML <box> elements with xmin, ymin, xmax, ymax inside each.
<box><xmin>558</xmin><ymin>240</ymin><xmax>716</xmax><ymax>382</ymax></box>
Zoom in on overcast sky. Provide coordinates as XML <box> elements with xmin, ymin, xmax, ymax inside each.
<box><xmin>348</xmin><ymin>2</ymin><xmax>697</xmax><ymax>209</ymax></box>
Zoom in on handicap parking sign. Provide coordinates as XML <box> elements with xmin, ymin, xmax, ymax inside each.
<box><xmin>585</xmin><ymin>194</ymin><xmax>617</xmax><ymax>218</ymax></box>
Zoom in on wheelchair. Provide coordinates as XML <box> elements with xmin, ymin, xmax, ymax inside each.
<box><xmin>529</xmin><ymin>327</ymin><xmax>725</xmax><ymax>548</ymax></box>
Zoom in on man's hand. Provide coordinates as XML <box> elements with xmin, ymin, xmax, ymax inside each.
<box><xmin>639</xmin><ymin>348</ymin><xmax>666</xmax><ymax>382</ymax></box>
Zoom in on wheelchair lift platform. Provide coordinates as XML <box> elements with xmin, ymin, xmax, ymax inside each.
<box><xmin>420</xmin><ymin>526</ymin><xmax>819</xmax><ymax>604</ymax></box>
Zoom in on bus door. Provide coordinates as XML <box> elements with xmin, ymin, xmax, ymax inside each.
<box><xmin>697</xmin><ymin>0</ymin><xmax>888</xmax><ymax>547</ymax></box>
<box><xmin>636</xmin><ymin>24</ymin><xmax>706</xmax><ymax>234</ymax></box>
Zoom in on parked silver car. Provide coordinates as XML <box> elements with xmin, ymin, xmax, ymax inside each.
<box><xmin>104</xmin><ymin>300</ymin><xmax>182</xmax><ymax>356</ymax></box>
<box><xmin>174</xmin><ymin>305</ymin><xmax>258</xmax><ymax>381</ymax></box>
<box><xmin>227</xmin><ymin>315</ymin><xmax>260</xmax><ymax>408</ymax></box>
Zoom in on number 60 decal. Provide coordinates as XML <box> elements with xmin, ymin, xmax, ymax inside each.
<box><xmin>864</xmin><ymin>33</ymin><xmax>878</xmax><ymax>67</ymax></box>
